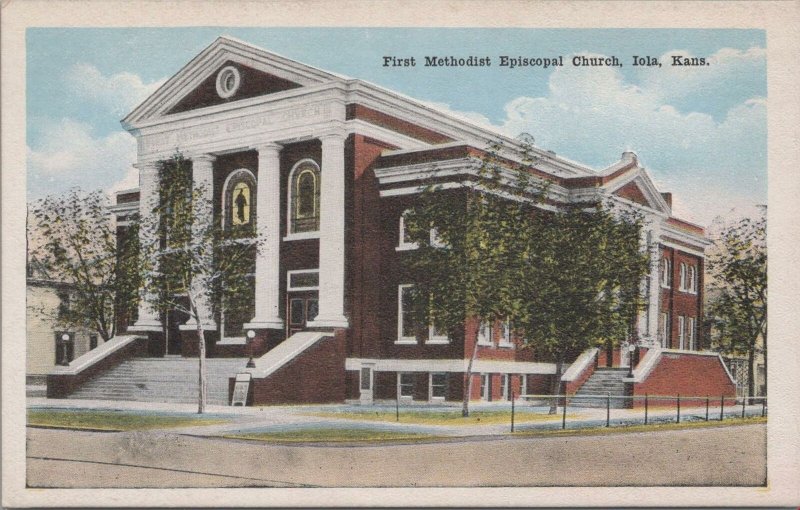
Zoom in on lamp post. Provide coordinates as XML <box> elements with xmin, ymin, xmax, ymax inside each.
<box><xmin>627</xmin><ymin>343</ymin><xmax>636</xmax><ymax>378</ymax></box>
<box><xmin>59</xmin><ymin>333</ymin><xmax>71</xmax><ymax>366</ymax></box>
<box><xmin>246</xmin><ymin>330</ymin><xmax>256</xmax><ymax>368</ymax></box>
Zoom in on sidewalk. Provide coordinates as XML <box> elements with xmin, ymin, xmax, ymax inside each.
<box><xmin>27</xmin><ymin>397</ymin><xmax>767</xmax><ymax>439</ymax></box>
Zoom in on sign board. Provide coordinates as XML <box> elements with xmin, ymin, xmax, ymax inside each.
<box><xmin>230</xmin><ymin>372</ymin><xmax>252</xmax><ymax>406</ymax></box>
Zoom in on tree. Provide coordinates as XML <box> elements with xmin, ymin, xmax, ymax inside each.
<box><xmin>519</xmin><ymin>202</ymin><xmax>650</xmax><ymax>412</ymax></box>
<box><xmin>28</xmin><ymin>189</ymin><xmax>140</xmax><ymax>342</ymax></box>
<box><xmin>404</xmin><ymin>138</ymin><xmax>543</xmax><ymax>417</ymax></box>
<box><xmin>139</xmin><ymin>154</ymin><xmax>259</xmax><ymax>413</ymax></box>
<box><xmin>707</xmin><ymin>210</ymin><xmax>767</xmax><ymax>397</ymax></box>
<box><xmin>404</xmin><ymin>136</ymin><xmax>650</xmax><ymax>416</ymax></box>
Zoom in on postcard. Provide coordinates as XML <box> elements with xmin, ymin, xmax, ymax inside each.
<box><xmin>2</xmin><ymin>0</ymin><xmax>799</xmax><ymax>507</ymax></box>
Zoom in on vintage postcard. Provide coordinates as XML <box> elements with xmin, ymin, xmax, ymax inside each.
<box><xmin>2</xmin><ymin>0</ymin><xmax>799</xmax><ymax>507</ymax></box>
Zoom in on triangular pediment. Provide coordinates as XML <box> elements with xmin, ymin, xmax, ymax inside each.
<box><xmin>607</xmin><ymin>169</ymin><xmax>671</xmax><ymax>214</ymax></box>
<box><xmin>122</xmin><ymin>36</ymin><xmax>342</xmax><ymax>128</ymax></box>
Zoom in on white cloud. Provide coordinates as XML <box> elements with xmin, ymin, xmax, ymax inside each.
<box><xmin>488</xmin><ymin>50</ymin><xmax>766</xmax><ymax>226</ymax></box>
<box><xmin>27</xmin><ymin>118</ymin><xmax>137</xmax><ymax>199</ymax></box>
<box><xmin>65</xmin><ymin>63</ymin><xmax>165</xmax><ymax>115</ymax></box>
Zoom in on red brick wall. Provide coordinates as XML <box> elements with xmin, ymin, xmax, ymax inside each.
<box><xmin>564</xmin><ymin>354</ymin><xmax>597</xmax><ymax>395</ymax></box>
<box><xmin>659</xmin><ymin>247</ymin><xmax>703</xmax><ymax>349</ymax></box>
<box><xmin>248</xmin><ymin>330</ymin><xmax>346</xmax><ymax>405</ymax></box>
<box><xmin>632</xmin><ymin>352</ymin><xmax>736</xmax><ymax>407</ymax></box>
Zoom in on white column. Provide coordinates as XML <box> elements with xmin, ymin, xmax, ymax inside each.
<box><xmin>130</xmin><ymin>161</ymin><xmax>162</xmax><ymax>331</ymax></box>
<box><xmin>181</xmin><ymin>154</ymin><xmax>216</xmax><ymax>330</ymax></box>
<box><xmin>245</xmin><ymin>143</ymin><xmax>283</xmax><ymax>329</ymax></box>
<box><xmin>307</xmin><ymin>130</ymin><xmax>349</xmax><ymax>328</ymax></box>
<box><xmin>646</xmin><ymin>229</ymin><xmax>661</xmax><ymax>347</ymax></box>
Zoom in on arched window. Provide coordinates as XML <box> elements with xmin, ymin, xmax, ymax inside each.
<box><xmin>679</xmin><ymin>262</ymin><xmax>687</xmax><ymax>291</ymax></box>
<box><xmin>398</xmin><ymin>209</ymin><xmax>418</xmax><ymax>250</ymax></box>
<box><xmin>288</xmin><ymin>160</ymin><xmax>320</xmax><ymax>234</ymax></box>
<box><xmin>688</xmin><ymin>265</ymin><xmax>697</xmax><ymax>293</ymax></box>
<box><xmin>660</xmin><ymin>257</ymin><xmax>671</xmax><ymax>288</ymax></box>
<box><xmin>222</xmin><ymin>169</ymin><xmax>257</xmax><ymax>235</ymax></box>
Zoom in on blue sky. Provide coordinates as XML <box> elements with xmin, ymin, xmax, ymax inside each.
<box><xmin>27</xmin><ymin>28</ymin><xmax>767</xmax><ymax>225</ymax></box>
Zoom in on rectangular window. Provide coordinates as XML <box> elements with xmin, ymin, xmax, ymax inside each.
<box><xmin>498</xmin><ymin>320</ymin><xmax>514</xmax><ymax>347</ymax></box>
<box><xmin>398</xmin><ymin>372</ymin><xmax>414</xmax><ymax>398</ymax></box>
<box><xmin>688</xmin><ymin>317</ymin><xmax>696</xmax><ymax>350</ymax></box>
<box><xmin>287</xmin><ymin>269</ymin><xmax>320</xmax><ymax>291</ymax></box>
<box><xmin>397</xmin><ymin>210</ymin><xmax>419</xmax><ymax>251</ymax></box>
<box><xmin>397</xmin><ymin>285</ymin><xmax>417</xmax><ymax>343</ymax></box>
<box><xmin>501</xmin><ymin>374</ymin><xmax>509</xmax><ymax>401</ymax></box>
<box><xmin>480</xmin><ymin>374</ymin><xmax>490</xmax><ymax>401</ymax></box>
<box><xmin>360</xmin><ymin>367</ymin><xmax>372</xmax><ymax>391</ymax></box>
<box><xmin>89</xmin><ymin>335</ymin><xmax>98</xmax><ymax>350</ymax></box>
<box><xmin>430</xmin><ymin>373</ymin><xmax>447</xmax><ymax>400</ymax></box>
<box><xmin>519</xmin><ymin>374</ymin><xmax>527</xmax><ymax>395</ymax></box>
<box><xmin>477</xmin><ymin>321</ymin><xmax>494</xmax><ymax>346</ymax></box>
<box><xmin>427</xmin><ymin>321</ymin><xmax>449</xmax><ymax>344</ymax></box>
<box><xmin>660</xmin><ymin>312</ymin><xmax>670</xmax><ymax>348</ymax></box>
<box><xmin>678</xmin><ymin>315</ymin><xmax>686</xmax><ymax>349</ymax></box>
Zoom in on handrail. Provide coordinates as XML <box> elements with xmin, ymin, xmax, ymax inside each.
<box><xmin>49</xmin><ymin>335</ymin><xmax>141</xmax><ymax>376</ymax></box>
<box><xmin>561</xmin><ymin>347</ymin><xmax>598</xmax><ymax>382</ymax></box>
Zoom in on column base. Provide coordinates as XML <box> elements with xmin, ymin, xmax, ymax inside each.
<box><xmin>307</xmin><ymin>316</ymin><xmax>349</xmax><ymax>329</ymax></box>
<box><xmin>128</xmin><ymin>319</ymin><xmax>162</xmax><ymax>332</ymax></box>
<box><xmin>242</xmin><ymin>318</ymin><xmax>284</xmax><ymax>330</ymax></box>
<box><xmin>178</xmin><ymin>322</ymin><xmax>217</xmax><ymax>332</ymax></box>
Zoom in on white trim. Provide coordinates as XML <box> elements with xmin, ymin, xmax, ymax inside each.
<box><xmin>397</xmin><ymin>284</ymin><xmax>417</xmax><ymax>344</ymax></box>
<box><xmin>688</xmin><ymin>317</ymin><xmax>696</xmax><ymax>350</ymax></box>
<box><xmin>480</xmin><ymin>373</ymin><xmax>490</xmax><ymax>401</ymax></box>
<box><xmin>215</xmin><ymin>65</ymin><xmax>241</xmax><ymax>99</ymax></box>
<box><xmin>397</xmin><ymin>209</ymin><xmax>419</xmax><ymax>250</ymax></box>
<box><xmin>246</xmin><ymin>331</ymin><xmax>329</xmax><ymax>378</ymax></box>
<box><xmin>678</xmin><ymin>315</ymin><xmax>686</xmax><ymax>350</ymax></box>
<box><xmin>283</xmin><ymin>231</ymin><xmax>321</xmax><ymax>241</ymax></box>
<box><xmin>286</xmin><ymin>268</ymin><xmax>320</xmax><ymax>292</ymax></box>
<box><xmin>345</xmin><ymin>357</ymin><xmax>558</xmax><ymax>375</ymax></box>
<box><xmin>477</xmin><ymin>321</ymin><xmax>494</xmax><ymax>346</ymax></box>
<box><xmin>625</xmin><ymin>348</ymin><xmax>737</xmax><ymax>385</ymax></box>
<box><xmin>429</xmin><ymin>372</ymin><xmax>447</xmax><ymax>401</ymax></box>
<box><xmin>660</xmin><ymin>257</ymin><xmax>671</xmax><ymax>289</ymax></box>
<box><xmin>49</xmin><ymin>335</ymin><xmax>140</xmax><ymax>375</ymax></box>
<box><xmin>220</xmin><ymin>167</ymin><xmax>257</xmax><ymax>229</ymax></box>
<box><xmin>561</xmin><ymin>347</ymin><xmax>599</xmax><ymax>382</ymax></box>
<box><xmin>397</xmin><ymin>372</ymin><xmax>414</xmax><ymax>400</ymax></box>
<box><xmin>286</xmin><ymin>158</ymin><xmax>321</xmax><ymax>236</ymax></box>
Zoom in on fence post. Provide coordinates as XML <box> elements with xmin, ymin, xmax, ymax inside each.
<box><xmin>644</xmin><ymin>394</ymin><xmax>649</xmax><ymax>425</ymax></box>
<box><xmin>511</xmin><ymin>391</ymin><xmax>515</xmax><ymax>433</ymax></box>
<box><xmin>720</xmin><ymin>394</ymin><xmax>725</xmax><ymax>421</ymax></box>
<box><xmin>705</xmin><ymin>396</ymin><xmax>709</xmax><ymax>422</ymax></box>
<box><xmin>762</xmin><ymin>397</ymin><xmax>766</xmax><ymax>417</ymax></box>
<box><xmin>741</xmin><ymin>395</ymin><xmax>746</xmax><ymax>419</ymax></box>
<box><xmin>676</xmin><ymin>394</ymin><xmax>681</xmax><ymax>424</ymax></box>
<box><xmin>606</xmin><ymin>393</ymin><xmax>610</xmax><ymax>427</ymax></box>
<box><xmin>562</xmin><ymin>394</ymin><xmax>567</xmax><ymax>430</ymax></box>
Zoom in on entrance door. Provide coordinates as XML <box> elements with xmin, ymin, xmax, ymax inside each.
<box><xmin>286</xmin><ymin>292</ymin><xmax>319</xmax><ymax>337</ymax></box>
<box><xmin>165</xmin><ymin>297</ymin><xmax>189</xmax><ymax>355</ymax></box>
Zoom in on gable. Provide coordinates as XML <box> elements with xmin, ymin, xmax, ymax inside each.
<box><xmin>614</xmin><ymin>180</ymin><xmax>650</xmax><ymax>207</ymax></box>
<box><xmin>168</xmin><ymin>61</ymin><xmax>302</xmax><ymax>114</ymax></box>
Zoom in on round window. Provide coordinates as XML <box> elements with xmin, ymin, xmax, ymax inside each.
<box><xmin>215</xmin><ymin>66</ymin><xmax>241</xmax><ymax>99</ymax></box>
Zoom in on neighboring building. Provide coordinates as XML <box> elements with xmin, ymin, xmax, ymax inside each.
<box><xmin>27</xmin><ymin>278</ymin><xmax>98</xmax><ymax>389</ymax></box>
<box><xmin>59</xmin><ymin>36</ymin><xmax>731</xmax><ymax>405</ymax></box>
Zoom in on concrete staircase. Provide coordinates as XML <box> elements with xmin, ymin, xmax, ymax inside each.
<box><xmin>569</xmin><ymin>368</ymin><xmax>629</xmax><ymax>408</ymax></box>
<box><xmin>67</xmin><ymin>357</ymin><xmax>250</xmax><ymax>405</ymax></box>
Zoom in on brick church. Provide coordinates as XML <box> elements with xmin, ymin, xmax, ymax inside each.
<box><xmin>50</xmin><ymin>36</ymin><xmax>736</xmax><ymax>405</ymax></box>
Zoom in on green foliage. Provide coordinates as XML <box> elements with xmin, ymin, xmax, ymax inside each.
<box><xmin>28</xmin><ymin>189</ymin><xmax>140</xmax><ymax>341</ymax></box>
<box><xmin>707</xmin><ymin>210</ymin><xmax>767</xmax><ymax>395</ymax></box>
<box><xmin>403</xmin><ymin>136</ymin><xmax>650</xmax><ymax>407</ymax></box>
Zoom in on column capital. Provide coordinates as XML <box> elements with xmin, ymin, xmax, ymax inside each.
<box><xmin>190</xmin><ymin>153</ymin><xmax>217</xmax><ymax>164</ymax></box>
<box><xmin>317</xmin><ymin>125</ymin><xmax>348</xmax><ymax>142</ymax></box>
<box><xmin>254</xmin><ymin>141</ymin><xmax>283</xmax><ymax>154</ymax></box>
<box><xmin>133</xmin><ymin>160</ymin><xmax>160</xmax><ymax>174</ymax></box>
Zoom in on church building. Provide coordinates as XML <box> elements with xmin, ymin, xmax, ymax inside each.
<box><xmin>52</xmin><ymin>36</ymin><xmax>736</xmax><ymax>406</ymax></box>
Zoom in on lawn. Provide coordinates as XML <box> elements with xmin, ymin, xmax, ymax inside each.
<box><xmin>511</xmin><ymin>415</ymin><xmax>767</xmax><ymax>438</ymax></box>
<box><xmin>224</xmin><ymin>427</ymin><xmax>443</xmax><ymax>443</ymax></box>
<box><xmin>27</xmin><ymin>409</ymin><xmax>228</xmax><ymax>431</ymax></box>
<box><xmin>304</xmin><ymin>408</ymin><xmax>572</xmax><ymax>425</ymax></box>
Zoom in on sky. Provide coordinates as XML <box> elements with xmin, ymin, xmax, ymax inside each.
<box><xmin>26</xmin><ymin>28</ymin><xmax>767</xmax><ymax>226</ymax></box>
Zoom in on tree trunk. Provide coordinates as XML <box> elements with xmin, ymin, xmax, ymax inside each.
<box><xmin>197</xmin><ymin>324</ymin><xmax>208</xmax><ymax>414</ymax></box>
<box><xmin>462</xmin><ymin>323</ymin><xmax>482</xmax><ymax>417</ymax></box>
<box><xmin>747</xmin><ymin>343</ymin><xmax>755</xmax><ymax>400</ymax></box>
<box><xmin>548</xmin><ymin>353</ymin><xmax>564</xmax><ymax>415</ymax></box>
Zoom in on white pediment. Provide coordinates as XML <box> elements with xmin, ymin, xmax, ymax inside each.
<box><xmin>122</xmin><ymin>36</ymin><xmax>342</xmax><ymax>129</ymax></box>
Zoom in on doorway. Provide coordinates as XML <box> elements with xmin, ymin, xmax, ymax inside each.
<box><xmin>286</xmin><ymin>292</ymin><xmax>319</xmax><ymax>337</ymax></box>
<box><xmin>165</xmin><ymin>297</ymin><xmax>189</xmax><ymax>355</ymax></box>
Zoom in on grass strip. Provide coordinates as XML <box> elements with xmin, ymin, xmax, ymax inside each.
<box><xmin>511</xmin><ymin>415</ymin><xmax>767</xmax><ymax>438</ymax></box>
<box><xmin>223</xmin><ymin>428</ymin><xmax>443</xmax><ymax>443</ymax></box>
<box><xmin>27</xmin><ymin>409</ymin><xmax>227</xmax><ymax>431</ymax></box>
<box><xmin>304</xmin><ymin>409</ymin><xmax>570</xmax><ymax>425</ymax></box>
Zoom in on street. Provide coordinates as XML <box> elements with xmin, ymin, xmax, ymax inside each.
<box><xmin>27</xmin><ymin>423</ymin><xmax>766</xmax><ymax>487</ymax></box>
